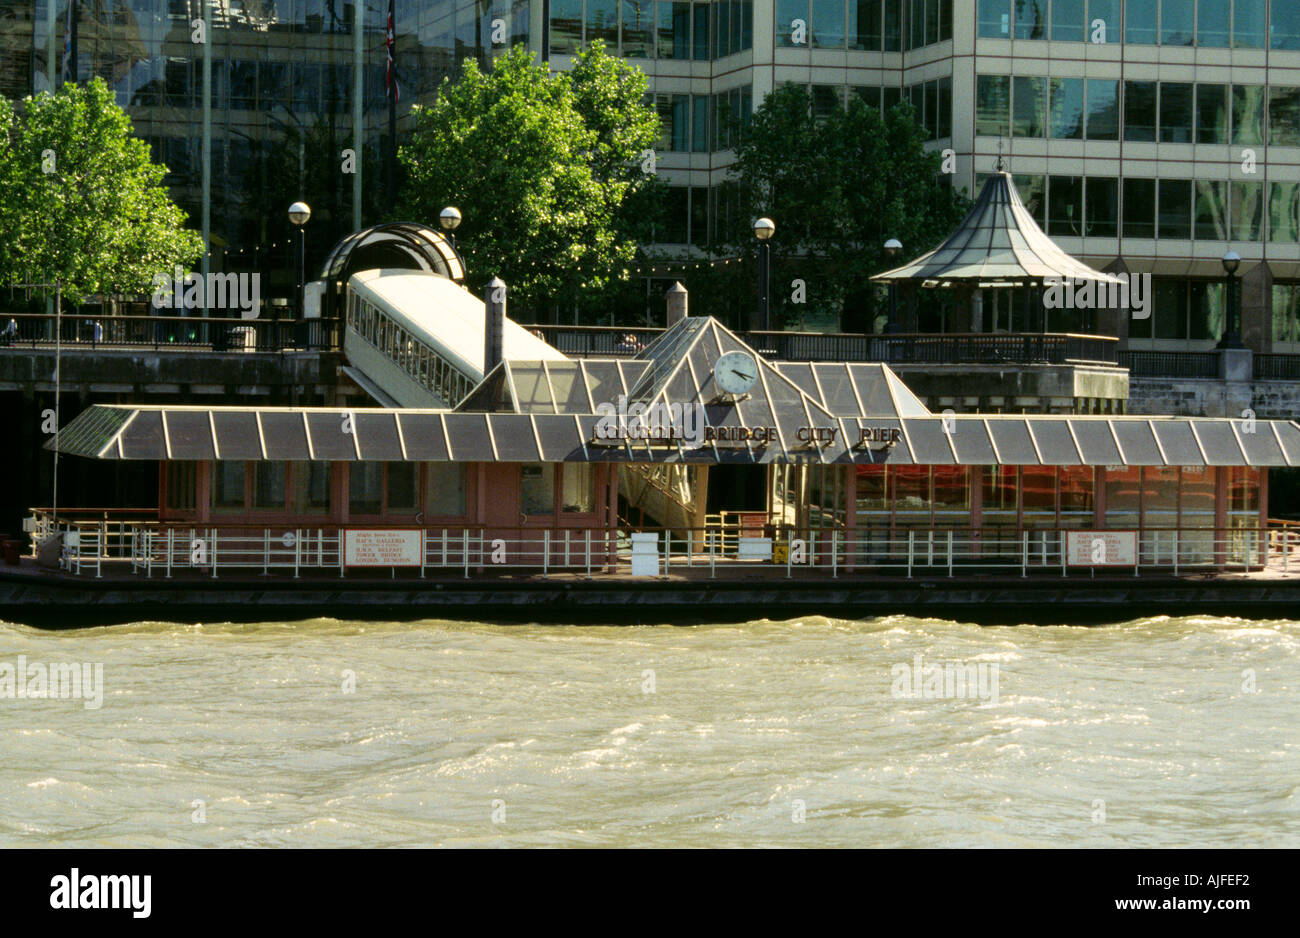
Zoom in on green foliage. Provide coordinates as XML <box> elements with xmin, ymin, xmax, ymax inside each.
<box><xmin>719</xmin><ymin>84</ymin><xmax>971</xmax><ymax>331</ymax></box>
<box><xmin>0</xmin><ymin>78</ymin><xmax>203</xmax><ymax>303</ymax></box>
<box><xmin>398</xmin><ymin>43</ymin><xmax>660</xmax><ymax>319</ymax></box>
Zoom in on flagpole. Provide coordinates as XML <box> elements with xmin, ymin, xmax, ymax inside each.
<box><xmin>386</xmin><ymin>0</ymin><xmax>397</xmax><ymax>210</ymax></box>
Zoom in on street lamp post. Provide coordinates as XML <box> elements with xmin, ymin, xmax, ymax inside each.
<box><xmin>1218</xmin><ymin>250</ymin><xmax>1243</xmax><ymax>349</ymax></box>
<box><xmin>288</xmin><ymin>201</ymin><xmax>311</xmax><ymax>320</ymax></box>
<box><xmin>753</xmin><ymin>217</ymin><xmax>775</xmax><ymax>331</ymax></box>
<box><xmin>884</xmin><ymin>238</ymin><xmax>902</xmax><ymax>334</ymax></box>
<box><xmin>439</xmin><ymin>206</ymin><xmax>462</xmax><ymax>251</ymax></box>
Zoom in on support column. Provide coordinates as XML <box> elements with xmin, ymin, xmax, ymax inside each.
<box><xmin>844</xmin><ymin>464</ymin><xmax>856</xmax><ymax>572</ymax></box>
<box><xmin>1214</xmin><ymin>467</ymin><xmax>1228</xmax><ymax>569</ymax></box>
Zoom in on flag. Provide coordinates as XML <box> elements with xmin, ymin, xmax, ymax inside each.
<box><xmin>386</xmin><ymin>0</ymin><xmax>399</xmax><ymax>104</ymax></box>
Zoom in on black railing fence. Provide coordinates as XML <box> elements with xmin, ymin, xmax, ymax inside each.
<box><xmin>0</xmin><ymin>313</ymin><xmax>341</xmax><ymax>352</ymax></box>
<box><xmin>1255</xmin><ymin>354</ymin><xmax>1300</xmax><ymax>381</ymax></box>
<box><xmin>1118</xmin><ymin>350</ymin><xmax>1221</xmax><ymax>379</ymax></box>
<box><xmin>527</xmin><ymin>326</ymin><xmax>1120</xmax><ymax>366</ymax></box>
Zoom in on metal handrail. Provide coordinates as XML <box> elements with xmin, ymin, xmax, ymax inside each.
<box><xmin>25</xmin><ymin>518</ymin><xmax>1283</xmax><ymax>581</ymax></box>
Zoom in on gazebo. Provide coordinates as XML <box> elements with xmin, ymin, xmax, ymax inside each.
<box><xmin>872</xmin><ymin>170</ymin><xmax>1123</xmax><ymax>333</ymax></box>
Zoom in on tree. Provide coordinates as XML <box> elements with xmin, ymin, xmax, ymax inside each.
<box><xmin>398</xmin><ymin>42</ymin><xmax>660</xmax><ymax>320</ymax></box>
<box><xmin>0</xmin><ymin>78</ymin><xmax>203</xmax><ymax>304</ymax></box>
<box><xmin>719</xmin><ymin>85</ymin><xmax>971</xmax><ymax>331</ymax></box>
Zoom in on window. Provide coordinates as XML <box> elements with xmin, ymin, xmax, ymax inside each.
<box><xmin>1048</xmin><ymin>176</ymin><xmax>1083</xmax><ymax>237</ymax></box>
<box><xmin>1273</xmin><ymin>1</ymin><xmax>1300</xmax><ymax>50</ymax></box>
<box><xmin>1122</xmin><ymin>178</ymin><xmax>1156</xmax><ymax>238</ymax></box>
<box><xmin>1234</xmin><ymin>0</ymin><xmax>1266</xmax><ymax>47</ymax></box>
<box><xmin>691</xmin><ymin>94</ymin><xmax>709</xmax><ymax>151</ymax></box>
<box><xmin>690</xmin><ymin>185</ymin><xmax>709</xmax><ymax>245</ymax></box>
<box><xmin>1020</xmin><ymin>467</ymin><xmax>1057</xmax><ymax>526</ymax></box>
<box><xmin>811</xmin><ymin>0</ymin><xmax>845</xmax><ymax>46</ymax></box>
<box><xmin>981</xmin><ymin>467</ymin><xmax>1018</xmax><ymax>529</ymax></box>
<box><xmin>1088</xmin><ymin>0</ymin><xmax>1119</xmax><ymax>41</ymax></box>
<box><xmin>1085</xmin><ymin>79</ymin><xmax>1118</xmax><ymax>140</ymax></box>
<box><xmin>1149</xmin><ymin>279</ymin><xmax>1223</xmax><ymax>340</ymax></box>
<box><xmin>622</xmin><ymin>0</ymin><xmax>654</xmax><ymax>55</ymax></box>
<box><xmin>1124</xmin><ymin>81</ymin><xmax>1157</xmax><ymax>142</ymax></box>
<box><xmin>1142</xmin><ymin>467</ymin><xmax>1180</xmax><ymax>529</ymax></box>
<box><xmin>883</xmin><ymin>0</ymin><xmax>902</xmax><ymax>47</ymax></box>
<box><xmin>1273</xmin><ymin>284</ymin><xmax>1300</xmax><ymax>345</ymax></box>
<box><xmin>550</xmin><ymin>0</ymin><xmax>582</xmax><ymax>54</ymax></box>
<box><xmin>1180</xmin><ymin>467</ymin><xmax>1216</xmax><ymax>562</ymax></box>
<box><xmin>1196</xmin><ymin>0</ymin><xmax>1230</xmax><ymax>46</ymax></box>
<box><xmin>561</xmin><ymin>464</ymin><xmax>596</xmax><ymax>512</ymax></box>
<box><xmin>776</xmin><ymin>0</ymin><xmax>806</xmax><ymax>45</ymax></box>
<box><xmin>243</xmin><ymin>461</ymin><xmax>283</xmax><ymax>510</ymax></box>
<box><xmin>1125</xmin><ymin>2</ymin><xmax>1157</xmax><ymax>44</ymax></box>
<box><xmin>427</xmin><ymin>463</ymin><xmax>468</xmax><ymax>516</ymax></box>
<box><xmin>976</xmin><ymin>74</ymin><xmax>1010</xmax><ymax>137</ymax></box>
<box><xmin>1195</xmin><ymin>84</ymin><xmax>1229</xmax><ymax>144</ymax></box>
<box><xmin>850</xmin><ymin>0</ymin><xmax>884</xmax><ymax>49</ymax></box>
<box><xmin>1085</xmin><ymin>177</ymin><xmax>1118</xmax><ymax>237</ymax></box>
<box><xmin>292</xmin><ymin>462</ymin><xmax>330</xmax><ymax>514</ymax></box>
<box><xmin>812</xmin><ymin>84</ymin><xmax>843</xmax><ymax>123</ymax></box>
<box><xmin>1161</xmin><ymin>0</ymin><xmax>1194</xmax><ymax>46</ymax></box>
<box><xmin>1269</xmin><ymin>87</ymin><xmax>1300</xmax><ymax>147</ymax></box>
<box><xmin>1194</xmin><ymin>179</ymin><xmax>1228</xmax><ymax>240</ymax></box>
<box><xmin>658</xmin><ymin>1</ymin><xmax>691</xmax><ymax>57</ymax></box>
<box><xmin>166</xmin><ymin>462</ymin><xmax>197</xmax><ymax>512</ymax></box>
<box><xmin>1012</xmin><ymin>76</ymin><xmax>1047</xmax><ymax>137</ymax></box>
<box><xmin>1104</xmin><ymin>467</ymin><xmax>1140</xmax><ymax>528</ymax></box>
<box><xmin>1270</xmin><ymin>183</ymin><xmax>1300</xmax><ymax>243</ymax></box>
<box><xmin>1050</xmin><ymin>0</ymin><xmax>1084</xmax><ymax>41</ymax></box>
<box><xmin>1159</xmin><ymin>82</ymin><xmax>1194</xmax><ymax>143</ymax></box>
<box><xmin>387</xmin><ymin>463</ymin><xmax>418</xmax><ymax>512</ymax></box>
<box><xmin>1232</xmin><ymin>85</ymin><xmax>1265</xmax><ymax>145</ymax></box>
<box><xmin>586</xmin><ymin>0</ymin><xmax>618</xmax><ymax>45</ymax></box>
<box><xmin>1013</xmin><ymin>0</ymin><xmax>1045</xmax><ymax>39</ymax></box>
<box><xmin>1014</xmin><ymin>173</ymin><xmax>1047</xmax><ymax>227</ymax></box>
<box><xmin>349</xmin><ymin>463</ymin><xmax>383</xmax><ymax>515</ymax></box>
<box><xmin>1059</xmin><ymin>467</ymin><xmax>1094</xmax><ymax>528</ymax></box>
<box><xmin>521</xmin><ymin>464</ymin><xmax>555</xmax><ymax>515</ymax></box>
<box><xmin>1049</xmin><ymin>77</ymin><xmax>1084</xmax><ymax>139</ymax></box>
<box><xmin>1232</xmin><ymin>181</ymin><xmax>1265</xmax><ymax>240</ymax></box>
<box><xmin>977</xmin><ymin>0</ymin><xmax>1010</xmax><ymax>37</ymax></box>
<box><xmin>932</xmin><ymin>467</ymin><xmax>970</xmax><ymax>523</ymax></box>
<box><xmin>693</xmin><ymin>1</ymin><xmax>710</xmax><ymax>57</ymax></box>
<box><xmin>1157</xmin><ymin>179</ymin><xmax>1193</xmax><ymax>239</ymax></box>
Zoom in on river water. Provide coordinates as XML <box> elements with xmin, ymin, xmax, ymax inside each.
<box><xmin>0</xmin><ymin>614</ymin><xmax>1296</xmax><ymax>848</ymax></box>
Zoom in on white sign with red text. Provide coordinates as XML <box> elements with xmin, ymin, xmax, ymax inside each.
<box><xmin>1066</xmin><ymin>531</ymin><xmax>1137</xmax><ymax>566</ymax></box>
<box><xmin>344</xmin><ymin>530</ymin><xmax>423</xmax><ymax>567</ymax></box>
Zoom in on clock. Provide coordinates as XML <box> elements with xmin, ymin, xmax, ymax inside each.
<box><xmin>714</xmin><ymin>350</ymin><xmax>759</xmax><ymax>396</ymax></box>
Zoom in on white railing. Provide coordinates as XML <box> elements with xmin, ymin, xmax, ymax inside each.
<box><xmin>19</xmin><ymin>517</ymin><xmax>1290</xmax><ymax>581</ymax></box>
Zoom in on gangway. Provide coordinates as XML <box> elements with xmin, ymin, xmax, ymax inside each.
<box><xmin>341</xmin><ymin>269</ymin><xmax>566</xmax><ymax>408</ymax></box>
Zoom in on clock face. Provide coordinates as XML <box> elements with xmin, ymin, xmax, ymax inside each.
<box><xmin>714</xmin><ymin>351</ymin><xmax>759</xmax><ymax>395</ymax></box>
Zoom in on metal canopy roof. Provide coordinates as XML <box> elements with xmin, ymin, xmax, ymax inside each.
<box><xmin>49</xmin><ymin>405</ymin><xmax>1300</xmax><ymax>468</ymax></box>
<box><xmin>48</xmin><ymin>314</ymin><xmax>1300</xmax><ymax>467</ymax></box>
<box><xmin>872</xmin><ymin>172</ymin><xmax>1124</xmax><ymax>288</ymax></box>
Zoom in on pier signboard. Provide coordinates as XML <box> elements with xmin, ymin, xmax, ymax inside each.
<box><xmin>1066</xmin><ymin>531</ymin><xmax>1137</xmax><ymax>567</ymax></box>
<box><xmin>344</xmin><ymin>530</ymin><xmax>423</xmax><ymax>567</ymax></box>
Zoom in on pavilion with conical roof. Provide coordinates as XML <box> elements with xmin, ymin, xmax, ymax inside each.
<box><xmin>873</xmin><ymin>171</ymin><xmax>1123</xmax><ymax>289</ymax></box>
